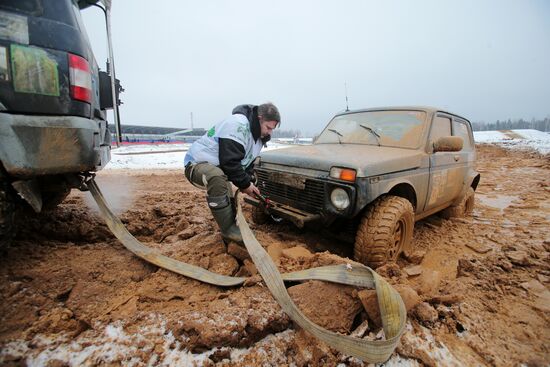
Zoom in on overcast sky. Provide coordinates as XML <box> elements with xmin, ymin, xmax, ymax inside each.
<box><xmin>82</xmin><ymin>0</ymin><xmax>550</xmax><ymax>135</ymax></box>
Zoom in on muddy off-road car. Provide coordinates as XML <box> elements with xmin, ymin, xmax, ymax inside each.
<box><xmin>246</xmin><ymin>107</ymin><xmax>480</xmax><ymax>268</ymax></box>
<box><xmin>0</xmin><ymin>0</ymin><xmax>120</xmax><ymax>242</ymax></box>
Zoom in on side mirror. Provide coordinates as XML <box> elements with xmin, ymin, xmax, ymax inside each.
<box><xmin>433</xmin><ymin>136</ymin><xmax>463</xmax><ymax>152</ymax></box>
<box><xmin>98</xmin><ymin>71</ymin><xmax>123</xmax><ymax>110</ymax></box>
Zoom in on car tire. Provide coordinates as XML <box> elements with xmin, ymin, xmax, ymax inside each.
<box><xmin>251</xmin><ymin>205</ymin><xmax>270</xmax><ymax>225</ymax></box>
<box><xmin>440</xmin><ymin>187</ymin><xmax>475</xmax><ymax>219</ymax></box>
<box><xmin>354</xmin><ymin>195</ymin><xmax>414</xmax><ymax>268</ymax></box>
<box><xmin>0</xmin><ymin>174</ymin><xmax>16</xmax><ymax>245</ymax></box>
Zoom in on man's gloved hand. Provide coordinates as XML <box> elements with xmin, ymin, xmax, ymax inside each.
<box><xmin>241</xmin><ymin>182</ymin><xmax>261</xmax><ymax>198</ymax></box>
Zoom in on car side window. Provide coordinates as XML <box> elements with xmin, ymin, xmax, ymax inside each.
<box><xmin>453</xmin><ymin>120</ymin><xmax>472</xmax><ymax>150</ymax></box>
<box><xmin>0</xmin><ymin>0</ymin><xmax>41</xmax><ymax>15</ymax></box>
<box><xmin>430</xmin><ymin>116</ymin><xmax>452</xmax><ymax>143</ymax></box>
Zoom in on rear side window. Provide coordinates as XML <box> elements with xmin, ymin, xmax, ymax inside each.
<box><xmin>453</xmin><ymin>120</ymin><xmax>473</xmax><ymax>150</ymax></box>
<box><xmin>42</xmin><ymin>0</ymin><xmax>78</xmax><ymax>27</ymax></box>
<box><xmin>70</xmin><ymin>1</ymin><xmax>91</xmax><ymax>45</ymax></box>
<box><xmin>0</xmin><ymin>0</ymin><xmax>42</xmax><ymax>15</ymax></box>
<box><xmin>430</xmin><ymin>116</ymin><xmax>452</xmax><ymax>142</ymax></box>
<box><xmin>0</xmin><ymin>0</ymin><xmax>77</xmax><ymax>28</ymax></box>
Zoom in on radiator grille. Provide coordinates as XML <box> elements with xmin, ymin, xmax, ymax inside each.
<box><xmin>256</xmin><ymin>169</ymin><xmax>325</xmax><ymax>213</ymax></box>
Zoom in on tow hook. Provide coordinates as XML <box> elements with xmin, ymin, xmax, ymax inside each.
<box><xmin>255</xmin><ymin>193</ymin><xmax>283</xmax><ymax>223</ymax></box>
<box><xmin>255</xmin><ymin>193</ymin><xmax>271</xmax><ymax>208</ymax></box>
<box><xmin>74</xmin><ymin>172</ymin><xmax>96</xmax><ymax>192</ymax></box>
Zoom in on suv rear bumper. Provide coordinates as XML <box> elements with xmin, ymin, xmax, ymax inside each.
<box><xmin>0</xmin><ymin>113</ymin><xmax>111</xmax><ymax>178</ymax></box>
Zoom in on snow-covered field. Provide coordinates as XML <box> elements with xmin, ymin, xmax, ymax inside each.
<box><xmin>107</xmin><ymin>142</ymin><xmax>292</xmax><ymax>170</ymax></box>
<box><xmin>474</xmin><ymin>129</ymin><xmax>550</xmax><ymax>155</ymax></box>
<box><xmin>106</xmin><ymin>129</ymin><xmax>549</xmax><ymax>170</ymax></box>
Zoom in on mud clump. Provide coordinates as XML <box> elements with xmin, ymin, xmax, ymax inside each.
<box><xmin>288</xmin><ymin>280</ymin><xmax>362</xmax><ymax>333</ymax></box>
<box><xmin>413</xmin><ymin>302</ymin><xmax>438</xmax><ymax>326</ymax></box>
<box><xmin>167</xmin><ymin>287</ymin><xmax>291</xmax><ymax>352</ymax></box>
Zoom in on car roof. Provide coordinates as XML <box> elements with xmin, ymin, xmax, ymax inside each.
<box><xmin>336</xmin><ymin>106</ymin><xmax>471</xmax><ymax>123</ymax></box>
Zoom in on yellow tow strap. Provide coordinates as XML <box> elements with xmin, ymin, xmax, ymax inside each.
<box><xmin>88</xmin><ymin>179</ymin><xmax>406</xmax><ymax>363</ymax></box>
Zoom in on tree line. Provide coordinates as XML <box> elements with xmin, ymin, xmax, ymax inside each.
<box><xmin>472</xmin><ymin>117</ymin><xmax>550</xmax><ymax>132</ymax></box>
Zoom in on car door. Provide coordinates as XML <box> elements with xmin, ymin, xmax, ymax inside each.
<box><xmin>424</xmin><ymin>113</ymin><xmax>464</xmax><ymax>212</ymax></box>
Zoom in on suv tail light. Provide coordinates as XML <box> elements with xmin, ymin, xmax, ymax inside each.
<box><xmin>68</xmin><ymin>53</ymin><xmax>92</xmax><ymax>103</ymax></box>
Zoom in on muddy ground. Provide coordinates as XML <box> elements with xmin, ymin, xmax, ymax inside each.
<box><xmin>0</xmin><ymin>144</ymin><xmax>549</xmax><ymax>366</ymax></box>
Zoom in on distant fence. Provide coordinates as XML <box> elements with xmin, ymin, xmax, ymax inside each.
<box><xmin>112</xmin><ymin>134</ymin><xmax>202</xmax><ymax>144</ymax></box>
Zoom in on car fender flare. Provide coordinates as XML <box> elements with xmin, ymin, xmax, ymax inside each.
<box><xmin>358</xmin><ymin>178</ymin><xmax>417</xmax><ymax>214</ymax></box>
<box><xmin>451</xmin><ymin>171</ymin><xmax>480</xmax><ymax>206</ymax></box>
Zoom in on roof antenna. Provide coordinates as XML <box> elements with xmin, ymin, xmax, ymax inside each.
<box><xmin>344</xmin><ymin>82</ymin><xmax>349</xmax><ymax>111</ymax></box>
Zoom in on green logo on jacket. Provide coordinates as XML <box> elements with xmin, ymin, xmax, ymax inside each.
<box><xmin>207</xmin><ymin>126</ymin><xmax>215</xmax><ymax>137</ymax></box>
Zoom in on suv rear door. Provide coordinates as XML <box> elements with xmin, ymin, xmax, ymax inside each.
<box><xmin>424</xmin><ymin>113</ymin><xmax>465</xmax><ymax>211</ymax></box>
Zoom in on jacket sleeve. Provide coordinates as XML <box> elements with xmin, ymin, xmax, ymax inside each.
<box><xmin>218</xmin><ymin>138</ymin><xmax>251</xmax><ymax>189</ymax></box>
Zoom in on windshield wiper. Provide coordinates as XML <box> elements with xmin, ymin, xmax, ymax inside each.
<box><xmin>327</xmin><ymin>128</ymin><xmax>343</xmax><ymax>144</ymax></box>
<box><xmin>359</xmin><ymin>124</ymin><xmax>381</xmax><ymax>146</ymax></box>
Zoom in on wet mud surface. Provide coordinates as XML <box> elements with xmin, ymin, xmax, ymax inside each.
<box><xmin>1</xmin><ymin>145</ymin><xmax>549</xmax><ymax>366</ymax></box>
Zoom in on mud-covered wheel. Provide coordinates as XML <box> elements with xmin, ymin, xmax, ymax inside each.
<box><xmin>354</xmin><ymin>196</ymin><xmax>414</xmax><ymax>268</ymax></box>
<box><xmin>0</xmin><ymin>175</ymin><xmax>16</xmax><ymax>245</ymax></box>
<box><xmin>440</xmin><ymin>187</ymin><xmax>475</xmax><ymax>219</ymax></box>
<box><xmin>251</xmin><ymin>205</ymin><xmax>270</xmax><ymax>225</ymax></box>
<box><xmin>41</xmin><ymin>187</ymin><xmax>71</xmax><ymax>211</ymax></box>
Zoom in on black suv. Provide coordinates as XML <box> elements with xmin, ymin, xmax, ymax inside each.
<box><xmin>0</xmin><ymin>0</ymin><xmax>117</xmax><ymax>240</ymax></box>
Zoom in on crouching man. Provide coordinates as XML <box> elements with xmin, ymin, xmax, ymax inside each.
<box><xmin>184</xmin><ymin>103</ymin><xmax>280</xmax><ymax>244</ymax></box>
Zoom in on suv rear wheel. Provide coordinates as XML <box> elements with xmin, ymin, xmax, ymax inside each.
<box><xmin>354</xmin><ymin>196</ymin><xmax>414</xmax><ymax>268</ymax></box>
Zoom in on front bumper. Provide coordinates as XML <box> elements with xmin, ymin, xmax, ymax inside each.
<box><xmin>0</xmin><ymin>113</ymin><xmax>111</xmax><ymax>178</ymax></box>
<box><xmin>244</xmin><ymin>196</ymin><xmax>321</xmax><ymax>228</ymax></box>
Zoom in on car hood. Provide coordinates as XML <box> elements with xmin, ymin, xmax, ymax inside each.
<box><xmin>260</xmin><ymin>144</ymin><xmax>424</xmax><ymax>177</ymax></box>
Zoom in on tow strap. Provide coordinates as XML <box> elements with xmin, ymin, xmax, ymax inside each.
<box><xmin>88</xmin><ymin>179</ymin><xmax>406</xmax><ymax>363</ymax></box>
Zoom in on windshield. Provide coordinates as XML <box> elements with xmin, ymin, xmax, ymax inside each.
<box><xmin>315</xmin><ymin>110</ymin><xmax>427</xmax><ymax>149</ymax></box>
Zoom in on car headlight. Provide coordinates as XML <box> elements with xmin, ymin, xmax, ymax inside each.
<box><xmin>330</xmin><ymin>188</ymin><xmax>350</xmax><ymax>210</ymax></box>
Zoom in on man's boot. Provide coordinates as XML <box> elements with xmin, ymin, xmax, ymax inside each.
<box><xmin>207</xmin><ymin>194</ymin><xmax>243</xmax><ymax>244</ymax></box>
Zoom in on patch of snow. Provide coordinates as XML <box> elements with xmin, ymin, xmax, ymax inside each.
<box><xmin>474</xmin><ymin>129</ymin><xmax>550</xmax><ymax>155</ymax></box>
<box><xmin>400</xmin><ymin>322</ymin><xmax>462</xmax><ymax>366</ymax></box>
<box><xmin>106</xmin><ymin>142</ymin><xmax>293</xmax><ymax>170</ymax></box>
<box><xmin>512</xmin><ymin>129</ymin><xmax>550</xmax><ymax>140</ymax></box>
<box><xmin>112</xmin><ymin>143</ymin><xmax>191</xmax><ymax>154</ymax></box>
<box><xmin>0</xmin><ymin>341</ymin><xmax>29</xmax><ymax>362</ymax></box>
<box><xmin>228</xmin><ymin>329</ymin><xmax>296</xmax><ymax>365</ymax></box>
<box><xmin>107</xmin><ymin>150</ymin><xmax>187</xmax><ymax>170</ymax></box>
<box><xmin>382</xmin><ymin>355</ymin><xmax>422</xmax><ymax>366</ymax></box>
<box><xmin>105</xmin><ymin>324</ymin><xmax>125</xmax><ymax>341</ymax></box>
<box><xmin>0</xmin><ymin>315</ymin><xmax>452</xmax><ymax>367</ymax></box>
<box><xmin>473</xmin><ymin>130</ymin><xmax>508</xmax><ymax>143</ymax></box>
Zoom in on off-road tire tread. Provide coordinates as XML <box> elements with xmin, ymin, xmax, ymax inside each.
<box><xmin>354</xmin><ymin>196</ymin><xmax>414</xmax><ymax>268</ymax></box>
